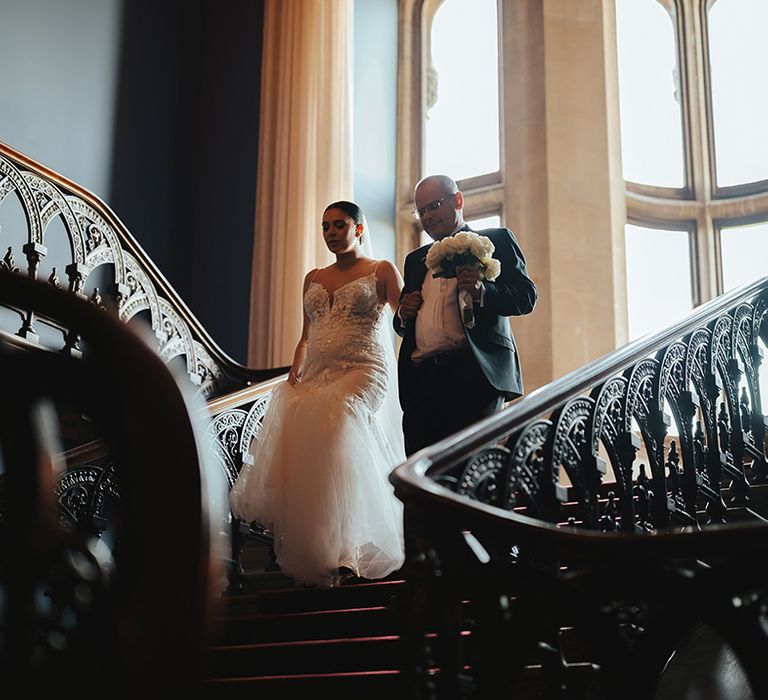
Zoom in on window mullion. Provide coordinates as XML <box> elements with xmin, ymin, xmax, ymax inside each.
<box><xmin>395</xmin><ymin>0</ymin><xmax>425</xmax><ymax>269</ymax></box>
<box><xmin>679</xmin><ymin>0</ymin><xmax>717</xmax><ymax>303</ymax></box>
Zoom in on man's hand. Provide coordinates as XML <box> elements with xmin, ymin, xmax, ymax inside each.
<box><xmin>398</xmin><ymin>291</ymin><xmax>423</xmax><ymax>322</ymax></box>
<box><xmin>457</xmin><ymin>265</ymin><xmax>482</xmax><ymax>301</ymax></box>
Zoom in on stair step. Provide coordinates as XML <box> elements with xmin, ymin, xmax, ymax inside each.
<box><xmin>228</xmin><ymin>569</ymin><xmax>294</xmax><ymax>591</ymax></box>
<box><xmin>208</xmin><ymin>634</ymin><xmax>403</xmax><ymax>678</ymax></box>
<box><xmin>215</xmin><ymin>578</ymin><xmax>407</xmax><ymax>616</ymax></box>
<box><xmin>204</xmin><ymin>663</ymin><xmax>555</xmax><ymax>699</ymax></box>
<box><xmin>203</xmin><ymin>669</ymin><xmax>403</xmax><ymax>699</ymax></box>
<box><xmin>213</xmin><ymin>605</ymin><xmax>398</xmax><ymax>645</ymax></box>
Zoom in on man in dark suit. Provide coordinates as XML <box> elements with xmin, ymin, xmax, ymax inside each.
<box><xmin>394</xmin><ymin>174</ymin><xmax>537</xmax><ymax>456</ymax></box>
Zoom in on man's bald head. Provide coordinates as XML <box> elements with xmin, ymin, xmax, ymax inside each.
<box><xmin>415</xmin><ymin>174</ymin><xmax>458</xmax><ymax>197</ymax></box>
<box><xmin>414</xmin><ymin>174</ymin><xmax>464</xmax><ymax>241</ymax></box>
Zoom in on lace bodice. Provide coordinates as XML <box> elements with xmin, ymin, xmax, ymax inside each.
<box><xmin>304</xmin><ymin>271</ymin><xmax>383</xmax><ymax>324</ymax></box>
<box><xmin>299</xmin><ymin>272</ymin><xmax>388</xmax><ymax>411</ymax></box>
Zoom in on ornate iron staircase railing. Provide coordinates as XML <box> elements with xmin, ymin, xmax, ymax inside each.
<box><xmin>391</xmin><ymin>276</ymin><xmax>768</xmax><ymax>699</ymax></box>
<box><xmin>0</xmin><ymin>140</ymin><xmax>282</xmax><ymax>400</ymax></box>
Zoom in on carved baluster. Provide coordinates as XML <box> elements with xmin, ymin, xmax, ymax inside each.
<box><xmin>62</xmin><ymin>328</ymin><xmax>82</xmax><ymax>357</ymax></box>
<box><xmin>663</xmin><ymin>440</ymin><xmax>697</xmax><ymax>524</ymax></box>
<box><xmin>48</xmin><ymin>267</ymin><xmax>61</xmax><ymax>289</ymax></box>
<box><xmin>693</xmin><ymin>412</ymin><xmax>727</xmax><ymax>523</ymax></box>
<box><xmin>17</xmin><ymin>242</ymin><xmax>48</xmax><ymax>341</ymax></box>
<box><xmin>693</xmin><ymin>419</ymin><xmax>706</xmax><ymax>484</ymax></box>
<box><xmin>573</xmin><ymin>419</ymin><xmax>601</xmax><ymax>528</ymax></box>
<box><xmin>62</xmin><ymin>263</ymin><xmax>87</xmax><ymax>355</ymax></box>
<box><xmin>617</xmin><ymin>431</ymin><xmax>640</xmax><ymax>531</ymax></box>
<box><xmin>725</xmin><ymin>359</ymin><xmax>751</xmax><ymax>504</ymax></box>
<box><xmin>108</xmin><ymin>282</ymin><xmax>131</xmax><ymax>316</ymax></box>
<box><xmin>21</xmin><ymin>242</ymin><xmax>46</xmax><ymax>279</ymax></box>
<box><xmin>634</xmin><ymin>467</ymin><xmax>653</xmax><ymax>532</ymax></box>
<box><xmin>740</xmin><ymin>386</ymin><xmax>752</xmax><ymax>438</ymax></box>
<box><xmin>665</xmin><ymin>440</ymin><xmax>681</xmax><ymax>496</ymax></box>
<box><xmin>676</xmin><ymin>391</ymin><xmax>700</xmax><ymax>516</ymax></box>
<box><xmin>702</xmin><ymin>370</ymin><xmax>725</xmax><ymax>500</ymax></box>
<box><xmin>599</xmin><ymin>491</ymin><xmax>619</xmax><ymax>532</ymax></box>
<box><xmin>65</xmin><ymin>262</ymin><xmax>86</xmax><ymax>297</ymax></box>
<box><xmin>1</xmin><ymin>246</ymin><xmax>19</xmax><ymax>273</ymax></box>
<box><xmin>637</xmin><ymin>463</ymin><xmax>650</xmax><ymax>493</ymax></box>
<box><xmin>693</xmin><ymin>418</ymin><xmax>726</xmax><ymax>523</ymax></box>
<box><xmin>717</xmin><ymin>402</ymin><xmax>730</xmax><ymax>461</ymax></box>
<box><xmin>90</xmin><ymin>288</ymin><xmax>107</xmax><ymax>312</ymax></box>
<box><xmin>748</xmin><ymin>344</ymin><xmax>768</xmax><ymax>481</ymax></box>
<box><xmin>646</xmin><ymin>407</ymin><xmax>671</xmax><ymax>526</ymax></box>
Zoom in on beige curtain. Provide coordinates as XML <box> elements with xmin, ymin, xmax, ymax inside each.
<box><xmin>249</xmin><ymin>0</ymin><xmax>354</xmax><ymax>368</ymax></box>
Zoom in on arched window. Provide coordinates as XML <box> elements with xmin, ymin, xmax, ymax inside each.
<box><xmin>397</xmin><ymin>0</ymin><xmax>766</xmax><ymax>387</ymax></box>
<box><xmin>397</xmin><ymin>0</ymin><xmax>504</xmax><ymax>254</ymax></box>
<box><xmin>423</xmin><ymin>0</ymin><xmax>500</xmax><ymax>181</ymax></box>
<box><xmin>617</xmin><ymin>0</ymin><xmax>768</xmax><ymax>340</ymax></box>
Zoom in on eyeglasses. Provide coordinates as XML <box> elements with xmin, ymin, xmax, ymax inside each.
<box><xmin>411</xmin><ymin>195</ymin><xmax>453</xmax><ymax>220</ymax></box>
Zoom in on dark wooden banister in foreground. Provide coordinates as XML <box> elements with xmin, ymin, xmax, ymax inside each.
<box><xmin>390</xmin><ymin>275</ymin><xmax>768</xmax><ymax>699</ymax></box>
<box><xmin>0</xmin><ymin>271</ymin><xmax>223</xmax><ymax>696</ymax></box>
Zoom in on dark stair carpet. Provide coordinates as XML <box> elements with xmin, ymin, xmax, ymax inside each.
<box><xmin>203</xmin><ymin>541</ymin><xmax>410</xmax><ymax>699</ymax></box>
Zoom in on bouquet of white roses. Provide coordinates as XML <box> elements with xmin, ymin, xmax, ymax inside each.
<box><xmin>425</xmin><ymin>230</ymin><xmax>501</xmax><ymax>328</ymax></box>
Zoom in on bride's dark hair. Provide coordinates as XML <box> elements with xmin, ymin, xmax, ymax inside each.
<box><xmin>325</xmin><ymin>200</ymin><xmax>364</xmax><ymax>225</ymax></box>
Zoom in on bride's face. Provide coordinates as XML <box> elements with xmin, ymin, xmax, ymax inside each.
<box><xmin>322</xmin><ymin>208</ymin><xmax>361</xmax><ymax>254</ymax></box>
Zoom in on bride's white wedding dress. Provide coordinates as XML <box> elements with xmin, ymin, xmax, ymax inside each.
<box><xmin>230</xmin><ymin>270</ymin><xmax>406</xmax><ymax>587</ymax></box>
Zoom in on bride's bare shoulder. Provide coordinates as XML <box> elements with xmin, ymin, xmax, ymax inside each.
<box><xmin>373</xmin><ymin>259</ymin><xmax>402</xmax><ymax>282</ymax></box>
<box><xmin>303</xmin><ymin>267</ymin><xmax>322</xmax><ymax>289</ymax></box>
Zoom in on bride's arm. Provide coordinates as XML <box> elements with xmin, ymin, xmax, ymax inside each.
<box><xmin>287</xmin><ymin>269</ymin><xmax>315</xmax><ymax>386</ymax></box>
<box><xmin>377</xmin><ymin>260</ymin><xmax>404</xmax><ymax>315</ymax></box>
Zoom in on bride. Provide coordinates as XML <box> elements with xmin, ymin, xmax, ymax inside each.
<box><xmin>230</xmin><ymin>200</ymin><xmax>406</xmax><ymax>587</ymax></box>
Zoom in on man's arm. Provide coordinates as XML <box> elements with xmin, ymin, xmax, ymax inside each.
<box><xmin>393</xmin><ymin>253</ymin><xmax>412</xmax><ymax>336</ymax></box>
<box><xmin>393</xmin><ymin>250</ymin><xmax>424</xmax><ymax>336</ymax></box>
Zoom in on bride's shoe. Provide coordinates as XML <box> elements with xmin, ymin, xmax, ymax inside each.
<box><xmin>335</xmin><ymin>566</ymin><xmax>362</xmax><ymax>586</ymax></box>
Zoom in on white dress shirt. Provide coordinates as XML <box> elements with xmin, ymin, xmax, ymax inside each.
<box><xmin>400</xmin><ymin>225</ymin><xmax>488</xmax><ymax>362</ymax></box>
<box><xmin>412</xmin><ymin>273</ymin><xmax>467</xmax><ymax>362</ymax></box>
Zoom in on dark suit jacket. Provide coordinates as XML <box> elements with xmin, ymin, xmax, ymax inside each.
<box><xmin>394</xmin><ymin>226</ymin><xmax>537</xmax><ymax>405</ymax></box>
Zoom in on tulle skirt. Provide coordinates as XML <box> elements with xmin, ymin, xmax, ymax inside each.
<box><xmin>230</xmin><ymin>376</ymin><xmax>405</xmax><ymax>587</ymax></box>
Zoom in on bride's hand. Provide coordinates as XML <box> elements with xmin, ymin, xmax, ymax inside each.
<box><xmin>288</xmin><ymin>366</ymin><xmax>302</xmax><ymax>386</ymax></box>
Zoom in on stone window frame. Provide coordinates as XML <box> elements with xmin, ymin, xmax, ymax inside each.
<box><xmin>625</xmin><ymin>0</ymin><xmax>768</xmax><ymax>305</ymax></box>
<box><xmin>395</xmin><ymin>0</ymin><xmax>504</xmax><ymax>266</ymax></box>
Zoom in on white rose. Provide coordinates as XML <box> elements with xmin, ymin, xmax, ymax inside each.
<box><xmin>481</xmin><ymin>257</ymin><xmax>501</xmax><ymax>281</ymax></box>
<box><xmin>440</xmin><ymin>236</ymin><xmax>460</xmax><ymax>256</ymax></box>
<box><xmin>454</xmin><ymin>231</ymin><xmax>473</xmax><ymax>251</ymax></box>
<box><xmin>470</xmin><ymin>234</ymin><xmax>494</xmax><ymax>259</ymax></box>
<box><xmin>425</xmin><ymin>243</ymin><xmax>443</xmax><ymax>269</ymax></box>
<box><xmin>469</xmin><ymin>237</ymin><xmax>485</xmax><ymax>258</ymax></box>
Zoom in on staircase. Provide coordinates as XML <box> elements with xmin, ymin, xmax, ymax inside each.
<box><xmin>3</xmin><ymin>141</ymin><xmax>767</xmax><ymax>698</ymax></box>
<box><xmin>203</xmin><ymin>539</ymin><xmax>410</xmax><ymax>699</ymax></box>
<box><xmin>199</xmin><ymin>459</ymin><xmax>768</xmax><ymax>699</ymax></box>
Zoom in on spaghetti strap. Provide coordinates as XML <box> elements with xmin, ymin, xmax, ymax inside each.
<box><xmin>309</xmin><ymin>267</ymin><xmax>322</xmax><ymax>284</ymax></box>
